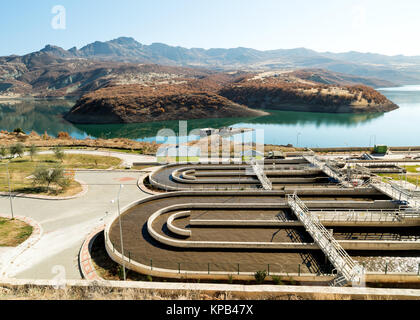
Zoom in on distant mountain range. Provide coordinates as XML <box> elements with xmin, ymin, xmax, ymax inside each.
<box><xmin>1</xmin><ymin>36</ymin><xmax>419</xmax><ymax>99</ymax></box>
<box><xmin>31</xmin><ymin>36</ymin><xmax>420</xmax><ymax>85</ymax></box>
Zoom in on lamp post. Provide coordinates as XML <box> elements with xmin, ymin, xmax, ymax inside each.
<box><xmin>296</xmin><ymin>132</ymin><xmax>302</xmax><ymax>148</ymax></box>
<box><xmin>112</xmin><ymin>184</ymin><xmax>126</xmax><ymax>281</ymax></box>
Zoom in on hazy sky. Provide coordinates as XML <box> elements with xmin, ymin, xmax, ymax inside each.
<box><xmin>1</xmin><ymin>0</ymin><xmax>420</xmax><ymax>56</ymax></box>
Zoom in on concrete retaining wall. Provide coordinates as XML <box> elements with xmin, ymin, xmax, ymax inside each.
<box><xmin>150</xmin><ymin>161</ymin><xmax>315</xmax><ymax>191</ymax></box>
<box><xmin>147</xmin><ymin>203</ymin><xmax>318</xmax><ymax>250</ymax></box>
<box><xmin>166</xmin><ymin>211</ymin><xmax>192</xmax><ymax>237</ymax></box>
<box><xmin>190</xmin><ymin>219</ymin><xmax>420</xmax><ymax>228</ymax></box>
<box><xmin>146</xmin><ymin>202</ymin><xmax>420</xmax><ymax>251</ymax></box>
<box><xmin>340</xmin><ymin>240</ymin><xmax>420</xmax><ymax>251</ymax></box>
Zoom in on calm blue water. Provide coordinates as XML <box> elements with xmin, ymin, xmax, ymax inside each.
<box><xmin>226</xmin><ymin>85</ymin><xmax>420</xmax><ymax>148</ymax></box>
<box><xmin>0</xmin><ymin>85</ymin><xmax>419</xmax><ymax>147</ymax></box>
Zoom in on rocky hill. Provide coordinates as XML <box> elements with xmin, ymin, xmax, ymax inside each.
<box><xmin>65</xmin><ymin>69</ymin><xmax>398</xmax><ymax>124</ymax></box>
<box><xmin>64</xmin><ymin>83</ymin><xmax>267</xmax><ymax>124</ymax></box>
<box><xmin>0</xmin><ymin>48</ymin><xmax>213</xmax><ymax>98</ymax></box>
<box><xmin>219</xmin><ymin>72</ymin><xmax>399</xmax><ymax>113</ymax></box>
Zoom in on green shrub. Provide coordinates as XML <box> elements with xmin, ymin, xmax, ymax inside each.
<box><xmin>9</xmin><ymin>143</ymin><xmax>24</xmax><ymax>158</ymax></box>
<box><xmin>0</xmin><ymin>146</ymin><xmax>8</xmax><ymax>158</ymax></box>
<box><xmin>254</xmin><ymin>270</ymin><xmax>267</xmax><ymax>284</ymax></box>
<box><xmin>228</xmin><ymin>274</ymin><xmax>233</xmax><ymax>284</ymax></box>
<box><xmin>117</xmin><ymin>265</ymin><xmax>124</xmax><ymax>280</ymax></box>
<box><xmin>31</xmin><ymin>165</ymin><xmax>71</xmax><ymax>193</ymax></box>
<box><xmin>29</xmin><ymin>144</ymin><xmax>38</xmax><ymax>161</ymax></box>
<box><xmin>52</xmin><ymin>147</ymin><xmax>65</xmax><ymax>162</ymax></box>
<box><xmin>57</xmin><ymin>176</ymin><xmax>71</xmax><ymax>191</ymax></box>
<box><xmin>271</xmin><ymin>275</ymin><xmax>284</xmax><ymax>285</ymax></box>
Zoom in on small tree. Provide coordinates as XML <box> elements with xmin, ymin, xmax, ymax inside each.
<box><xmin>0</xmin><ymin>146</ymin><xmax>8</xmax><ymax>159</ymax></box>
<box><xmin>29</xmin><ymin>144</ymin><xmax>38</xmax><ymax>161</ymax></box>
<box><xmin>9</xmin><ymin>143</ymin><xmax>24</xmax><ymax>158</ymax></box>
<box><xmin>52</xmin><ymin>147</ymin><xmax>65</xmax><ymax>162</ymax></box>
<box><xmin>32</xmin><ymin>165</ymin><xmax>70</xmax><ymax>193</ymax></box>
<box><xmin>254</xmin><ymin>270</ymin><xmax>267</xmax><ymax>284</ymax></box>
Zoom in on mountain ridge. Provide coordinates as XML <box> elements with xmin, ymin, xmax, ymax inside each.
<box><xmin>7</xmin><ymin>37</ymin><xmax>420</xmax><ymax>85</ymax></box>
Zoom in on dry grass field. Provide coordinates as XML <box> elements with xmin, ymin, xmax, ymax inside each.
<box><xmin>0</xmin><ymin>217</ymin><xmax>33</xmax><ymax>246</ymax></box>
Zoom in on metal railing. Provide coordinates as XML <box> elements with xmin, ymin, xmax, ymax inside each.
<box><xmin>303</xmin><ymin>155</ymin><xmax>352</xmax><ymax>188</ymax></box>
<box><xmin>330</xmin><ymin>274</ymin><xmax>347</xmax><ymax>287</ymax></box>
<box><xmin>313</xmin><ymin>208</ymin><xmax>420</xmax><ymax>222</ymax></box>
<box><xmin>371</xmin><ymin>176</ymin><xmax>420</xmax><ymax>209</ymax></box>
<box><xmin>287</xmin><ymin>193</ymin><xmax>364</xmax><ymax>286</ymax></box>
<box><xmin>251</xmin><ymin>160</ymin><xmax>272</xmax><ymax>190</ymax></box>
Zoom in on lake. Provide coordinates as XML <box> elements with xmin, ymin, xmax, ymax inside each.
<box><xmin>0</xmin><ymin>85</ymin><xmax>419</xmax><ymax>147</ymax></box>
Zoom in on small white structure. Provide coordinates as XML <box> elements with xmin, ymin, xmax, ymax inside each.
<box><xmin>157</xmin><ymin>145</ymin><xmax>201</xmax><ymax>163</ymax></box>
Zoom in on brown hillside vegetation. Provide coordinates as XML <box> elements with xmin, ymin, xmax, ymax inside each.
<box><xmin>65</xmin><ymin>82</ymin><xmax>267</xmax><ymax>124</ymax></box>
<box><xmin>219</xmin><ymin>76</ymin><xmax>399</xmax><ymax>113</ymax></box>
<box><xmin>64</xmin><ymin>68</ymin><xmax>399</xmax><ymax>124</ymax></box>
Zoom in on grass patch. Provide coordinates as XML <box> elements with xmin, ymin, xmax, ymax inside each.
<box><xmin>0</xmin><ymin>153</ymin><xmax>120</xmax><ymax>195</ymax></box>
<box><xmin>377</xmin><ymin>173</ymin><xmax>420</xmax><ymax>186</ymax></box>
<box><xmin>403</xmin><ymin>165</ymin><xmax>420</xmax><ymax>174</ymax></box>
<box><xmin>11</xmin><ymin>180</ymin><xmax>83</xmax><ymax>197</ymax></box>
<box><xmin>0</xmin><ymin>217</ymin><xmax>33</xmax><ymax>246</ymax></box>
<box><xmin>37</xmin><ymin>154</ymin><xmax>122</xmax><ymax>169</ymax></box>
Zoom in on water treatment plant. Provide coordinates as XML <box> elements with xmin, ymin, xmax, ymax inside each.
<box><xmin>103</xmin><ymin>151</ymin><xmax>420</xmax><ymax>288</ymax></box>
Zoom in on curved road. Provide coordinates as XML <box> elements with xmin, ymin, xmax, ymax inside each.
<box><xmin>0</xmin><ymin>170</ymin><xmax>148</xmax><ymax>280</ymax></box>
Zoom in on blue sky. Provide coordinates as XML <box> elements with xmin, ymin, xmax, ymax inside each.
<box><xmin>1</xmin><ymin>0</ymin><xmax>420</xmax><ymax>56</ymax></box>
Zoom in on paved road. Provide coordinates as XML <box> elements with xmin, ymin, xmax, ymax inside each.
<box><xmin>0</xmin><ymin>247</ymin><xmax>12</xmax><ymax>271</ymax></box>
<box><xmin>0</xmin><ymin>171</ymin><xmax>148</xmax><ymax>280</ymax></box>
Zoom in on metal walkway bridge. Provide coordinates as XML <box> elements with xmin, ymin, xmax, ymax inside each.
<box><xmin>287</xmin><ymin>193</ymin><xmax>364</xmax><ymax>287</ymax></box>
<box><xmin>371</xmin><ymin>177</ymin><xmax>420</xmax><ymax>209</ymax></box>
<box><xmin>303</xmin><ymin>154</ymin><xmax>352</xmax><ymax>187</ymax></box>
<box><xmin>251</xmin><ymin>160</ymin><xmax>272</xmax><ymax>190</ymax></box>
